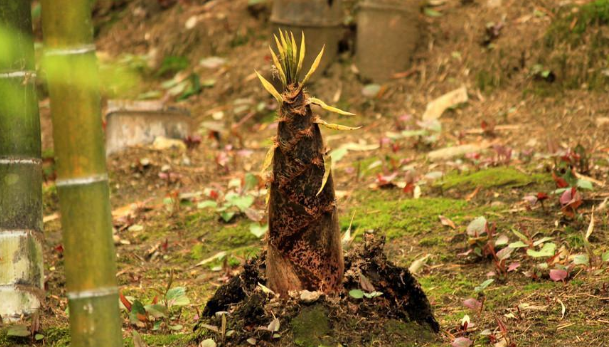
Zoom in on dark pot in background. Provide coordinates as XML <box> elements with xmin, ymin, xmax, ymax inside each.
<box><xmin>356</xmin><ymin>0</ymin><xmax>421</xmax><ymax>82</ymax></box>
<box><xmin>270</xmin><ymin>0</ymin><xmax>343</xmax><ymax>80</ymax></box>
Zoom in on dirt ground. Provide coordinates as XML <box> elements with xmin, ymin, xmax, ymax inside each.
<box><xmin>2</xmin><ymin>0</ymin><xmax>609</xmax><ymax>346</ymax></box>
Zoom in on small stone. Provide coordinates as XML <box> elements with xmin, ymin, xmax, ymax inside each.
<box><xmin>299</xmin><ymin>290</ymin><xmax>321</xmax><ymax>303</ymax></box>
<box><xmin>152</xmin><ymin>136</ymin><xmax>187</xmax><ymax>151</ymax></box>
<box><xmin>490</xmin><ymin>201</ymin><xmax>505</xmax><ymax>208</ymax></box>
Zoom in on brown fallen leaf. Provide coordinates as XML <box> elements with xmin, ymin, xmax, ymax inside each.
<box><xmin>43</xmin><ymin>213</ymin><xmax>59</xmax><ymax>223</ymax></box>
<box><xmin>438</xmin><ymin>215</ymin><xmax>456</xmax><ymax>229</ymax></box>
<box><xmin>465</xmin><ymin>186</ymin><xmax>481</xmax><ymax>201</ymax></box>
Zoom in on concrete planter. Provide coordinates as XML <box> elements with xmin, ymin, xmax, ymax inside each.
<box><xmin>270</xmin><ymin>0</ymin><xmax>343</xmax><ymax>79</ymax></box>
<box><xmin>356</xmin><ymin>0</ymin><xmax>421</xmax><ymax>82</ymax></box>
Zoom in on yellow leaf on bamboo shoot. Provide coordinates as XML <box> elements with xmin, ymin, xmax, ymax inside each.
<box><xmin>260</xmin><ymin>146</ymin><xmax>275</xmax><ymax>174</ymax></box>
<box><xmin>274</xmin><ymin>34</ymin><xmax>284</xmax><ymax>59</ymax></box>
<box><xmin>297</xmin><ymin>32</ymin><xmax>306</xmax><ymax>79</ymax></box>
<box><xmin>255</xmin><ymin>71</ymin><xmax>283</xmax><ymax>103</ymax></box>
<box><xmin>300</xmin><ymin>45</ymin><xmax>324</xmax><ymax>87</ymax></box>
<box><xmin>269</xmin><ymin>47</ymin><xmax>286</xmax><ymax>85</ymax></box>
<box><xmin>315</xmin><ymin>118</ymin><xmax>361</xmax><ymax>131</ymax></box>
<box><xmin>290</xmin><ymin>32</ymin><xmax>298</xmax><ymax>67</ymax></box>
<box><xmin>317</xmin><ymin>155</ymin><xmax>332</xmax><ymax>196</ymax></box>
<box><xmin>309</xmin><ymin>97</ymin><xmax>355</xmax><ymax>116</ymax></box>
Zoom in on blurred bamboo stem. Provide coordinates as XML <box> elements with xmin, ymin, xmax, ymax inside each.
<box><xmin>41</xmin><ymin>0</ymin><xmax>123</xmax><ymax>345</ymax></box>
<box><xmin>0</xmin><ymin>0</ymin><xmax>45</xmax><ymax>322</ymax></box>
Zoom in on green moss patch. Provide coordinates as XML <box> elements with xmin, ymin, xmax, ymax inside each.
<box><xmin>435</xmin><ymin>167</ymin><xmax>546</xmax><ymax>191</ymax></box>
<box><xmin>542</xmin><ymin>0</ymin><xmax>609</xmax><ymax>90</ymax></box>
<box><xmin>342</xmin><ymin>192</ymin><xmax>492</xmax><ymax>240</ymax></box>
<box><xmin>291</xmin><ymin>305</ymin><xmax>332</xmax><ymax>347</ymax></box>
<box><xmin>378</xmin><ymin>319</ymin><xmax>438</xmax><ymax>346</ymax></box>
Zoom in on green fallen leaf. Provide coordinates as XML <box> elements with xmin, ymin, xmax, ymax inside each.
<box><xmin>508</xmin><ymin>241</ymin><xmax>528</xmax><ymax>249</ymax></box>
<box><xmin>577</xmin><ymin>179</ymin><xmax>593</xmax><ymax>190</ymax></box>
<box><xmin>144</xmin><ymin>304</ymin><xmax>168</xmax><ymax>318</ymax></box>
<box><xmin>349</xmin><ymin>289</ymin><xmax>364</xmax><ymax>299</ymax></box>
<box><xmin>475</xmin><ymin>279</ymin><xmax>494</xmax><ymax>293</ymax></box>
<box><xmin>363</xmin><ymin>291</ymin><xmax>383</xmax><ymax>298</ymax></box>
<box><xmin>197</xmin><ymin>200</ymin><xmax>218</xmax><ymax>209</ymax></box>
<box><xmin>226</xmin><ymin>193</ymin><xmax>255</xmax><ymax>211</ymax></box>
<box><xmin>7</xmin><ymin>325</ymin><xmax>29</xmax><ymax>337</ymax></box>
<box><xmin>166</xmin><ymin>287</ymin><xmax>190</xmax><ymax>307</ymax></box>
<box><xmin>527</xmin><ymin>242</ymin><xmax>556</xmax><ymax>258</ymax></box>
<box><xmin>571</xmin><ymin>254</ymin><xmax>589</xmax><ymax>265</ymax></box>
<box><xmin>424</xmin><ymin>8</ymin><xmax>442</xmax><ymax>17</ymax></box>
<box><xmin>250</xmin><ymin>223</ymin><xmax>268</xmax><ymax>238</ymax></box>
<box><xmin>220</xmin><ymin>211</ymin><xmax>235</xmax><ymax>223</ymax></box>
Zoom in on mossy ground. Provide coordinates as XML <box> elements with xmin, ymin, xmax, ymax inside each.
<box><xmin>434</xmin><ymin>167</ymin><xmax>549</xmax><ymax>191</ymax></box>
<box><xmin>7</xmin><ymin>161</ymin><xmax>607</xmax><ymax>347</ymax></box>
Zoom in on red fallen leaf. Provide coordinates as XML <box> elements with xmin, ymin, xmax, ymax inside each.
<box><xmin>560</xmin><ymin>187</ymin><xmax>582</xmax><ymax>217</ymax></box>
<box><xmin>216</xmin><ymin>151</ymin><xmax>230</xmax><ymax>167</ymax></box>
<box><xmin>465</xmin><ymin>152</ymin><xmax>481</xmax><ymax>160</ymax></box>
<box><xmin>550</xmin><ymin>269</ymin><xmax>568</xmax><ymax>282</ymax></box>
<box><xmin>439</xmin><ymin>215</ymin><xmax>457</xmax><ymax>229</ymax></box>
<box><xmin>184</xmin><ymin>135</ymin><xmax>202</xmax><ymax>149</ymax></box>
<box><xmin>376</xmin><ymin>172</ymin><xmax>398</xmax><ymax>188</ymax></box>
<box><xmin>537</xmin><ymin>192</ymin><xmax>549</xmax><ymax>201</ymax></box>
<box><xmin>452</xmin><ymin>337</ymin><xmax>472</xmax><ymax>347</ymax></box>
<box><xmin>209</xmin><ymin>190</ymin><xmax>219</xmax><ymax>200</ymax></box>
<box><xmin>495</xmin><ymin>316</ymin><xmax>508</xmax><ymax>336</ymax></box>
<box><xmin>162</xmin><ymin>239</ymin><xmax>169</xmax><ymax>252</ymax></box>
<box><xmin>54</xmin><ymin>244</ymin><xmax>64</xmax><ymax>253</ymax></box>
<box><xmin>560</xmin><ymin>187</ymin><xmax>579</xmax><ymax>205</ymax></box>
<box><xmin>463</xmin><ymin>298</ymin><xmax>482</xmax><ymax>311</ymax></box>
<box><xmin>119</xmin><ymin>292</ymin><xmax>132</xmax><ymax>312</ymax></box>
<box><xmin>507</xmin><ymin>262</ymin><xmax>521</xmax><ymax>272</ymax></box>
<box><xmin>523</xmin><ymin>195</ymin><xmax>538</xmax><ymax>208</ymax></box>
<box><xmin>481</xmin><ymin>119</ymin><xmax>495</xmax><ymax>135</ymax></box>
<box><xmin>403</xmin><ymin>183</ymin><xmax>415</xmax><ymax>194</ymax></box>
<box><xmin>379</xmin><ymin>137</ymin><xmax>391</xmax><ymax>148</ymax></box>
<box><xmin>151</xmin><ymin>295</ymin><xmax>159</xmax><ymax>305</ymax></box>
<box><xmin>552</xmin><ymin>172</ymin><xmax>569</xmax><ymax>188</ymax></box>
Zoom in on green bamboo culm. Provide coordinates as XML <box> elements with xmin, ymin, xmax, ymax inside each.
<box><xmin>0</xmin><ymin>1</ymin><xmax>45</xmax><ymax>322</ymax></box>
<box><xmin>41</xmin><ymin>1</ymin><xmax>122</xmax><ymax>345</ymax></box>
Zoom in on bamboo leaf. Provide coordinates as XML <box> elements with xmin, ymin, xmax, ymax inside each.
<box><xmin>279</xmin><ymin>30</ymin><xmax>294</xmax><ymax>83</ymax></box>
<box><xmin>317</xmin><ymin>155</ymin><xmax>332</xmax><ymax>196</ymax></box>
<box><xmin>260</xmin><ymin>146</ymin><xmax>275</xmax><ymax>173</ymax></box>
<box><xmin>309</xmin><ymin>97</ymin><xmax>355</xmax><ymax>116</ymax></box>
<box><xmin>290</xmin><ymin>32</ymin><xmax>298</xmax><ymax>67</ymax></box>
<box><xmin>300</xmin><ymin>45</ymin><xmax>325</xmax><ymax>87</ymax></box>
<box><xmin>255</xmin><ymin>71</ymin><xmax>283</xmax><ymax>103</ymax></box>
<box><xmin>269</xmin><ymin>47</ymin><xmax>286</xmax><ymax>85</ymax></box>
<box><xmin>315</xmin><ymin>118</ymin><xmax>361</xmax><ymax>131</ymax></box>
<box><xmin>273</xmin><ymin>34</ymin><xmax>284</xmax><ymax>60</ymax></box>
<box><xmin>279</xmin><ymin>30</ymin><xmax>288</xmax><ymax>53</ymax></box>
<box><xmin>297</xmin><ymin>31</ymin><xmax>306</xmax><ymax>79</ymax></box>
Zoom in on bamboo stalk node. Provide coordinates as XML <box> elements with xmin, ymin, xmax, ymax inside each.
<box><xmin>0</xmin><ymin>157</ymin><xmax>42</xmax><ymax>165</ymax></box>
<box><xmin>56</xmin><ymin>173</ymin><xmax>109</xmax><ymax>187</ymax></box>
<box><xmin>0</xmin><ymin>71</ymin><xmax>37</xmax><ymax>79</ymax></box>
<box><xmin>67</xmin><ymin>286</ymin><xmax>119</xmax><ymax>300</ymax></box>
<box><xmin>0</xmin><ymin>284</ymin><xmax>46</xmax><ymax>302</ymax></box>
<box><xmin>44</xmin><ymin>44</ymin><xmax>96</xmax><ymax>57</ymax></box>
<box><xmin>0</xmin><ymin>229</ymin><xmax>44</xmax><ymax>243</ymax></box>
